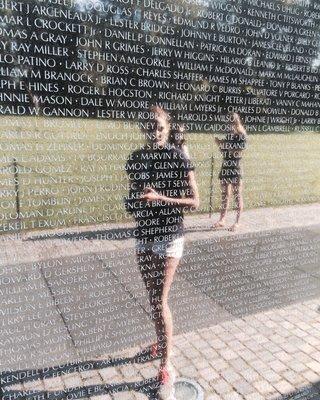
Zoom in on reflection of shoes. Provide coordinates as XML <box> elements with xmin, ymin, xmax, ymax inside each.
<box><xmin>158</xmin><ymin>364</ymin><xmax>176</xmax><ymax>399</ymax></box>
<box><xmin>158</xmin><ymin>363</ymin><xmax>176</xmax><ymax>383</ymax></box>
<box><xmin>228</xmin><ymin>223</ymin><xmax>239</xmax><ymax>232</ymax></box>
<box><xmin>213</xmin><ymin>220</ymin><xmax>225</xmax><ymax>229</ymax></box>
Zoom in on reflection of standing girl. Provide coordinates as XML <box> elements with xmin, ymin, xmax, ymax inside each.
<box><xmin>213</xmin><ymin>112</ymin><xmax>247</xmax><ymax>232</ymax></box>
<box><xmin>125</xmin><ymin>106</ymin><xmax>199</xmax><ymax>398</ymax></box>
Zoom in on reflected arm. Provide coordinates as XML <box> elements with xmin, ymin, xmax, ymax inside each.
<box><xmin>141</xmin><ymin>170</ymin><xmax>200</xmax><ymax>210</ymax></box>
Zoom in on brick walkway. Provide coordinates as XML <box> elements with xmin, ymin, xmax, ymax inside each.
<box><xmin>1</xmin><ymin>204</ymin><xmax>320</xmax><ymax>400</ymax></box>
<box><xmin>3</xmin><ymin>298</ymin><xmax>320</xmax><ymax>400</ymax></box>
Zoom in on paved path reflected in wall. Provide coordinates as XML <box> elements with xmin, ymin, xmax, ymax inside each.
<box><xmin>1</xmin><ymin>204</ymin><xmax>319</xmax><ymax>372</ymax></box>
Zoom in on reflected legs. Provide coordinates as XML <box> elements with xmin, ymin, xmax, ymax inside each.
<box><xmin>137</xmin><ymin>251</ymin><xmax>180</xmax><ymax>369</ymax></box>
<box><xmin>229</xmin><ymin>180</ymin><xmax>244</xmax><ymax>231</ymax></box>
<box><xmin>213</xmin><ymin>181</ymin><xmax>231</xmax><ymax>228</ymax></box>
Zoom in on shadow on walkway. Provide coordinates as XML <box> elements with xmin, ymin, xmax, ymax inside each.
<box><xmin>274</xmin><ymin>381</ymin><xmax>320</xmax><ymax>400</ymax></box>
<box><xmin>1</xmin><ymin>224</ymin><xmax>320</xmax><ymax>372</ymax></box>
<box><xmin>1</xmin><ymin>347</ymin><xmax>162</xmax><ymax>400</ymax></box>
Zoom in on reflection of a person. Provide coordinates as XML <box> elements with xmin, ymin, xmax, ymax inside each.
<box><xmin>213</xmin><ymin>112</ymin><xmax>247</xmax><ymax>232</ymax></box>
<box><xmin>125</xmin><ymin>106</ymin><xmax>199</xmax><ymax>396</ymax></box>
<box><xmin>169</xmin><ymin>123</ymin><xmax>190</xmax><ymax>159</ymax></box>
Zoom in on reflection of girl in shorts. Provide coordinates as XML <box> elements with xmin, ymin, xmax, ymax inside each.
<box><xmin>125</xmin><ymin>106</ymin><xmax>199</xmax><ymax>395</ymax></box>
<box><xmin>213</xmin><ymin>112</ymin><xmax>247</xmax><ymax>232</ymax></box>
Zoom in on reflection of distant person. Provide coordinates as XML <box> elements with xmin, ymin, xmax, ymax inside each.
<box><xmin>125</xmin><ymin>106</ymin><xmax>199</xmax><ymax>397</ymax></box>
<box><xmin>213</xmin><ymin>112</ymin><xmax>247</xmax><ymax>232</ymax></box>
<box><xmin>169</xmin><ymin>123</ymin><xmax>190</xmax><ymax>159</ymax></box>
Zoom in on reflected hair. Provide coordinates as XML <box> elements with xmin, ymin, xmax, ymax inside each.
<box><xmin>144</xmin><ymin>105</ymin><xmax>171</xmax><ymax>133</ymax></box>
<box><xmin>169</xmin><ymin>124</ymin><xmax>186</xmax><ymax>147</ymax></box>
